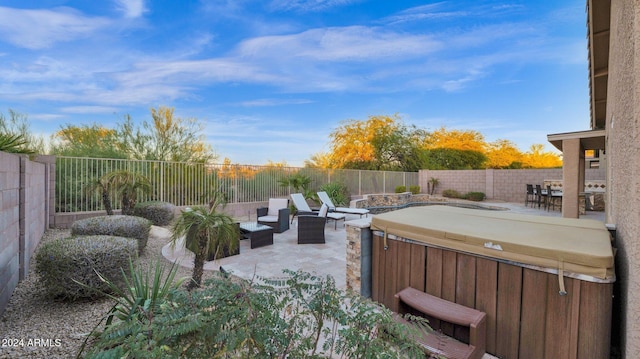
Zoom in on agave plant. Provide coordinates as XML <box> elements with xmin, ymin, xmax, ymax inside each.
<box><xmin>171</xmin><ymin>194</ymin><xmax>239</xmax><ymax>290</ymax></box>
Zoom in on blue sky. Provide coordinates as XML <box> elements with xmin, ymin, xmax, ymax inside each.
<box><xmin>0</xmin><ymin>0</ymin><xmax>589</xmax><ymax>166</ymax></box>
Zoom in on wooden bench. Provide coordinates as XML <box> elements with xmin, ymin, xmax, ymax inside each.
<box><xmin>392</xmin><ymin>287</ymin><xmax>487</xmax><ymax>359</ymax></box>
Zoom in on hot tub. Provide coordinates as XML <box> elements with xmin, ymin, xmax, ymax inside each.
<box><xmin>370</xmin><ymin>205</ymin><xmax>614</xmax><ymax>359</ymax></box>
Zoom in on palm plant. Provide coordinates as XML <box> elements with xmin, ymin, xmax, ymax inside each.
<box><xmin>84</xmin><ymin>176</ymin><xmax>114</xmax><ymax>215</ymax></box>
<box><xmin>171</xmin><ymin>193</ymin><xmax>239</xmax><ymax>290</ymax></box>
<box><xmin>0</xmin><ymin>133</ymin><xmax>34</xmax><ymax>154</ymax></box>
<box><xmin>101</xmin><ymin>170</ymin><xmax>152</xmax><ymax>215</ymax></box>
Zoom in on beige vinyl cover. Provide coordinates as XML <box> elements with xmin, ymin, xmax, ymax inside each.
<box><xmin>370</xmin><ymin>206</ymin><xmax>614</xmax><ymax>279</ymax></box>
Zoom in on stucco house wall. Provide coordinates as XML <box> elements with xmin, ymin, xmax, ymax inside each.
<box><xmin>605</xmin><ymin>1</ymin><xmax>640</xmax><ymax>357</ymax></box>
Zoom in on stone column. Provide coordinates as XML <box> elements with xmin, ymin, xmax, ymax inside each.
<box><xmin>345</xmin><ymin>219</ymin><xmax>372</xmax><ymax>297</ymax></box>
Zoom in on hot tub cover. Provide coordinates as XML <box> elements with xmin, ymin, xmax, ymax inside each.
<box><xmin>370</xmin><ymin>205</ymin><xmax>614</xmax><ymax>279</ymax></box>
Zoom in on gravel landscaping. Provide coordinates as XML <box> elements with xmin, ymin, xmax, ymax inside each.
<box><xmin>0</xmin><ymin>226</ymin><xmax>201</xmax><ymax>359</ymax></box>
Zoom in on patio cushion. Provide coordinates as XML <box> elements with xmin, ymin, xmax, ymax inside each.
<box><xmin>318</xmin><ymin>203</ymin><xmax>329</xmax><ymax>218</ymax></box>
<box><xmin>267</xmin><ymin>198</ymin><xmax>289</xmax><ymax>216</ymax></box>
<box><xmin>258</xmin><ymin>215</ymin><xmax>278</xmax><ymax>223</ymax></box>
<box><xmin>371</xmin><ymin>205</ymin><xmax>614</xmax><ymax>279</ymax></box>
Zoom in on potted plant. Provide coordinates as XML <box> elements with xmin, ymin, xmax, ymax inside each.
<box><xmin>171</xmin><ymin>193</ymin><xmax>239</xmax><ymax>290</ymax></box>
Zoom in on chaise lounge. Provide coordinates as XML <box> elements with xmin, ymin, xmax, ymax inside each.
<box><xmin>317</xmin><ymin>191</ymin><xmax>369</xmax><ymax>218</ymax></box>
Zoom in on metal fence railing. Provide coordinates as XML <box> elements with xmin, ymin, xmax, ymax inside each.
<box><xmin>55</xmin><ymin>156</ymin><xmax>419</xmax><ymax>213</ymax></box>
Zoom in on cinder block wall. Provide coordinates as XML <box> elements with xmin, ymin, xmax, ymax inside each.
<box><xmin>0</xmin><ymin>152</ymin><xmax>21</xmax><ymax>316</ymax></box>
<box><xmin>420</xmin><ymin>168</ymin><xmax>605</xmax><ymax>203</ymax></box>
<box><xmin>0</xmin><ymin>152</ymin><xmax>50</xmax><ymax>316</ymax></box>
<box><xmin>20</xmin><ymin>157</ymin><xmax>47</xmax><ymax>279</ymax></box>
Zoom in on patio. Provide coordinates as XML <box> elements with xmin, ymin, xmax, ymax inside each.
<box><xmin>161</xmin><ymin>201</ymin><xmax>606</xmax><ymax>290</ymax></box>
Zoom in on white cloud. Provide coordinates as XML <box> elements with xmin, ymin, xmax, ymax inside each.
<box><xmin>114</xmin><ymin>0</ymin><xmax>147</xmax><ymax>18</ymax></box>
<box><xmin>237</xmin><ymin>26</ymin><xmax>441</xmax><ymax>62</ymax></box>
<box><xmin>0</xmin><ymin>7</ymin><xmax>110</xmax><ymax>49</ymax></box>
<box><xmin>61</xmin><ymin>106</ymin><xmax>120</xmax><ymax>114</ymax></box>
<box><xmin>269</xmin><ymin>0</ymin><xmax>360</xmax><ymax>12</ymax></box>
<box><xmin>239</xmin><ymin>98</ymin><xmax>313</xmax><ymax>107</ymax></box>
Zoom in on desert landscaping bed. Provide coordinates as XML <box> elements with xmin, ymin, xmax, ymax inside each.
<box><xmin>0</xmin><ymin>227</ymin><xmax>197</xmax><ymax>359</ymax></box>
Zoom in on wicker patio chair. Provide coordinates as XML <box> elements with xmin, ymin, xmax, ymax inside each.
<box><xmin>297</xmin><ymin>204</ymin><xmax>328</xmax><ymax>244</ymax></box>
<box><xmin>257</xmin><ymin>198</ymin><xmax>290</xmax><ymax>233</ymax></box>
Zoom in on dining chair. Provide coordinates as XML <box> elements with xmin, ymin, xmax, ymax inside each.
<box><xmin>525</xmin><ymin>184</ymin><xmax>535</xmax><ymax>207</ymax></box>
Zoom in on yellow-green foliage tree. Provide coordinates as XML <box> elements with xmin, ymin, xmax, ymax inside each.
<box><xmin>423</xmin><ymin>127</ymin><xmax>487</xmax><ymax>152</ymax></box>
<box><xmin>120</xmin><ymin>106</ymin><xmax>217</xmax><ymax>163</ymax></box>
<box><xmin>522</xmin><ymin>144</ymin><xmax>563</xmax><ymax>168</ymax></box>
<box><xmin>326</xmin><ymin>115</ymin><xmax>399</xmax><ymax>168</ymax></box>
<box><xmin>486</xmin><ymin>139</ymin><xmax>524</xmax><ymax>169</ymax></box>
<box><xmin>51</xmin><ymin>123</ymin><xmax>126</xmax><ymax>158</ymax></box>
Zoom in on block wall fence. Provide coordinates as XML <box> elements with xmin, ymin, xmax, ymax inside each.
<box><xmin>0</xmin><ymin>152</ymin><xmax>54</xmax><ymax>316</ymax></box>
<box><xmin>419</xmin><ymin>168</ymin><xmax>605</xmax><ymax>203</ymax></box>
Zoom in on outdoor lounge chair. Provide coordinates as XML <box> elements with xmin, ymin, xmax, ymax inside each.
<box><xmin>257</xmin><ymin>198</ymin><xmax>290</xmax><ymax>233</ymax></box>
<box><xmin>297</xmin><ymin>204</ymin><xmax>328</xmax><ymax>244</ymax></box>
<box><xmin>290</xmin><ymin>193</ymin><xmax>319</xmax><ymax>224</ymax></box>
<box><xmin>291</xmin><ymin>193</ymin><xmax>345</xmax><ymax>229</ymax></box>
<box><xmin>317</xmin><ymin>191</ymin><xmax>369</xmax><ymax>218</ymax></box>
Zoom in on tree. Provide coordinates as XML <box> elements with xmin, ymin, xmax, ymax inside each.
<box><xmin>325</xmin><ymin>115</ymin><xmax>428</xmax><ymax>171</ymax></box>
<box><xmin>369</xmin><ymin>124</ymin><xmax>429</xmax><ymax>171</ymax></box>
<box><xmin>486</xmin><ymin>139</ymin><xmax>524</xmax><ymax>169</ymax></box>
<box><xmin>423</xmin><ymin>127</ymin><xmax>487</xmax><ymax>153</ymax></box>
<box><xmin>424</xmin><ymin>148</ymin><xmax>487</xmax><ymax>170</ymax></box>
<box><xmin>50</xmin><ymin>123</ymin><xmax>126</xmax><ymax>158</ymax></box>
<box><xmin>326</xmin><ymin>115</ymin><xmax>399</xmax><ymax>168</ymax></box>
<box><xmin>522</xmin><ymin>144</ymin><xmax>562</xmax><ymax>168</ymax></box>
<box><xmin>118</xmin><ymin>106</ymin><xmax>217</xmax><ymax>163</ymax></box>
<box><xmin>170</xmin><ymin>193</ymin><xmax>239</xmax><ymax>289</ymax></box>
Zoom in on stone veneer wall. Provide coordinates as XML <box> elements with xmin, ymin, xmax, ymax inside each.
<box><xmin>0</xmin><ymin>153</ymin><xmax>53</xmax><ymax>316</ymax></box>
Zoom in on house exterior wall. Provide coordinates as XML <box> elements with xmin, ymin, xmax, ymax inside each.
<box><xmin>605</xmin><ymin>1</ymin><xmax>640</xmax><ymax>357</ymax></box>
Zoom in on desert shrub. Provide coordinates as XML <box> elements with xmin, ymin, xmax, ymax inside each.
<box><xmin>35</xmin><ymin>235</ymin><xmax>137</xmax><ymax>300</ymax></box>
<box><xmin>71</xmin><ymin>215</ymin><xmax>151</xmax><ymax>253</ymax></box>
<box><xmin>464</xmin><ymin>191</ymin><xmax>486</xmax><ymax>201</ymax></box>
<box><xmin>409</xmin><ymin>185</ymin><xmax>420</xmax><ymax>194</ymax></box>
<box><xmin>442</xmin><ymin>189</ymin><xmax>462</xmax><ymax>198</ymax></box>
<box><xmin>133</xmin><ymin>201</ymin><xmax>176</xmax><ymax>226</ymax></box>
<box><xmin>84</xmin><ymin>269</ymin><xmax>427</xmax><ymax>358</ymax></box>
<box><xmin>395</xmin><ymin>185</ymin><xmax>407</xmax><ymax>193</ymax></box>
<box><xmin>319</xmin><ymin>182</ymin><xmax>350</xmax><ymax>206</ymax></box>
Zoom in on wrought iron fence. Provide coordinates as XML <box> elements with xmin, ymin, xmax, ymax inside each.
<box><xmin>55</xmin><ymin>156</ymin><xmax>419</xmax><ymax>213</ymax></box>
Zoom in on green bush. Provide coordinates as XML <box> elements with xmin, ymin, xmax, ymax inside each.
<box><xmin>35</xmin><ymin>235</ymin><xmax>137</xmax><ymax>300</ymax></box>
<box><xmin>319</xmin><ymin>182</ymin><xmax>350</xmax><ymax>206</ymax></box>
<box><xmin>464</xmin><ymin>191</ymin><xmax>486</xmax><ymax>201</ymax></box>
<box><xmin>84</xmin><ymin>269</ymin><xmax>427</xmax><ymax>358</ymax></box>
<box><xmin>442</xmin><ymin>189</ymin><xmax>462</xmax><ymax>198</ymax></box>
<box><xmin>395</xmin><ymin>185</ymin><xmax>407</xmax><ymax>193</ymax></box>
<box><xmin>409</xmin><ymin>185</ymin><xmax>420</xmax><ymax>194</ymax></box>
<box><xmin>71</xmin><ymin>215</ymin><xmax>151</xmax><ymax>253</ymax></box>
<box><xmin>133</xmin><ymin>201</ymin><xmax>176</xmax><ymax>226</ymax></box>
